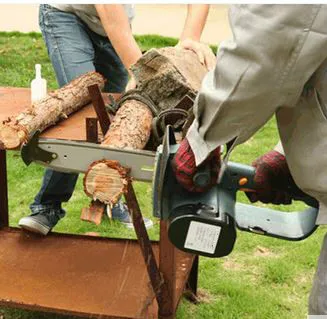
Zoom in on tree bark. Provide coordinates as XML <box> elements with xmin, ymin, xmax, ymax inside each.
<box><xmin>102</xmin><ymin>99</ymin><xmax>153</xmax><ymax>148</ymax></box>
<box><xmin>0</xmin><ymin>71</ymin><xmax>105</xmax><ymax>150</ymax></box>
<box><xmin>83</xmin><ymin>47</ymin><xmax>208</xmax><ymax>206</ymax></box>
<box><xmin>83</xmin><ymin>99</ymin><xmax>153</xmax><ymax>205</ymax></box>
<box><xmin>131</xmin><ymin>47</ymin><xmax>208</xmax><ymax>112</ymax></box>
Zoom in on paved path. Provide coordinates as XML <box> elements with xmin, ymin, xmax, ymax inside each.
<box><xmin>0</xmin><ymin>4</ymin><xmax>231</xmax><ymax>45</ymax></box>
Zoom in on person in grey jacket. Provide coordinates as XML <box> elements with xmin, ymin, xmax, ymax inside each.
<box><xmin>172</xmin><ymin>4</ymin><xmax>327</xmax><ymax>315</ymax></box>
<box><xmin>18</xmin><ymin>4</ymin><xmax>216</xmax><ymax>235</ymax></box>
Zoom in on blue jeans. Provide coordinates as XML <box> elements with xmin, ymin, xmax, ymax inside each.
<box><xmin>31</xmin><ymin>4</ymin><xmax>128</xmax><ymax>215</ymax></box>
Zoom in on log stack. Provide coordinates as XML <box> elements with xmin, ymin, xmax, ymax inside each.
<box><xmin>83</xmin><ymin>47</ymin><xmax>209</xmax><ymax>207</ymax></box>
<box><xmin>3</xmin><ymin>47</ymin><xmax>211</xmax><ymax>220</ymax></box>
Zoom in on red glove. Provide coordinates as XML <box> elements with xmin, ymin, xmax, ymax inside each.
<box><xmin>171</xmin><ymin>138</ymin><xmax>221</xmax><ymax>192</ymax></box>
<box><xmin>246</xmin><ymin>150</ymin><xmax>297</xmax><ymax>205</ymax></box>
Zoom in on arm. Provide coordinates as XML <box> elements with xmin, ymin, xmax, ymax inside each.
<box><xmin>177</xmin><ymin>5</ymin><xmax>216</xmax><ymax>70</ymax></box>
<box><xmin>180</xmin><ymin>4</ymin><xmax>210</xmax><ymax>42</ymax></box>
<box><xmin>95</xmin><ymin>4</ymin><xmax>142</xmax><ymax>75</ymax></box>
<box><xmin>186</xmin><ymin>5</ymin><xmax>327</xmax><ymax>166</ymax></box>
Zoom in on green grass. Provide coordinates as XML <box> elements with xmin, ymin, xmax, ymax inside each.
<box><xmin>0</xmin><ymin>32</ymin><xmax>325</xmax><ymax>319</ymax></box>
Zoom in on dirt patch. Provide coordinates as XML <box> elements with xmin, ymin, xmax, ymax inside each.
<box><xmin>223</xmin><ymin>259</ymin><xmax>243</xmax><ymax>270</ymax></box>
<box><xmin>196</xmin><ymin>288</ymin><xmax>215</xmax><ymax>304</ymax></box>
<box><xmin>294</xmin><ymin>273</ymin><xmax>313</xmax><ymax>286</ymax></box>
<box><xmin>254</xmin><ymin>245</ymin><xmax>278</xmax><ymax>257</ymax></box>
<box><xmin>184</xmin><ymin>287</ymin><xmax>215</xmax><ymax>304</ymax></box>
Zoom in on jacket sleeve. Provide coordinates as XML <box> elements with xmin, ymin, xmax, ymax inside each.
<box><xmin>187</xmin><ymin>4</ymin><xmax>327</xmax><ymax>165</ymax></box>
<box><xmin>273</xmin><ymin>140</ymin><xmax>284</xmax><ymax>155</ymax></box>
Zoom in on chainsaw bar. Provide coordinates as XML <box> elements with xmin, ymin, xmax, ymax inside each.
<box><xmin>21</xmin><ymin>134</ymin><xmax>156</xmax><ymax>182</ymax></box>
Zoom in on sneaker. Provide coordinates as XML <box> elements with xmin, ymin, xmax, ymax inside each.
<box><xmin>111</xmin><ymin>200</ymin><xmax>154</xmax><ymax>229</ymax></box>
<box><xmin>18</xmin><ymin>207</ymin><xmax>65</xmax><ymax>236</ymax></box>
<box><xmin>19</xmin><ymin>201</ymin><xmax>153</xmax><ymax>235</ymax></box>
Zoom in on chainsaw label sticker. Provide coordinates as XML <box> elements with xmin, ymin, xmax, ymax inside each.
<box><xmin>184</xmin><ymin>221</ymin><xmax>221</xmax><ymax>254</ymax></box>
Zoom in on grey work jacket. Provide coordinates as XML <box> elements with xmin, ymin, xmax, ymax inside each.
<box><xmin>187</xmin><ymin>4</ymin><xmax>327</xmax><ymax>224</ymax></box>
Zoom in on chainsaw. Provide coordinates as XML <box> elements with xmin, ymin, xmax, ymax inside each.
<box><xmin>21</xmin><ymin>127</ymin><xmax>319</xmax><ymax>258</ymax></box>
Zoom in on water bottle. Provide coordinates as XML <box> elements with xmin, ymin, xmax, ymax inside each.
<box><xmin>31</xmin><ymin>64</ymin><xmax>47</xmax><ymax>103</ymax></box>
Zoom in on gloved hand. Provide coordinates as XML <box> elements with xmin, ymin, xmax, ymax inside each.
<box><xmin>172</xmin><ymin>138</ymin><xmax>221</xmax><ymax>192</ymax></box>
<box><xmin>246</xmin><ymin>150</ymin><xmax>296</xmax><ymax>205</ymax></box>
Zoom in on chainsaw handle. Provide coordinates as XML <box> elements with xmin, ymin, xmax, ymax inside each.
<box><xmin>221</xmin><ymin>162</ymin><xmax>256</xmax><ymax>192</ymax></box>
<box><xmin>218</xmin><ymin>164</ymin><xmax>319</xmax><ymax>241</ymax></box>
<box><xmin>223</xmin><ymin>162</ymin><xmax>318</xmax><ymax>207</ymax></box>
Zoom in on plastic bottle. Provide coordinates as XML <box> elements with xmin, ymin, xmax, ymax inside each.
<box><xmin>31</xmin><ymin>64</ymin><xmax>47</xmax><ymax>103</ymax></box>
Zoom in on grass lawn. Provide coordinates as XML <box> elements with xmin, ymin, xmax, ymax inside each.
<box><xmin>0</xmin><ymin>32</ymin><xmax>325</xmax><ymax>319</ymax></box>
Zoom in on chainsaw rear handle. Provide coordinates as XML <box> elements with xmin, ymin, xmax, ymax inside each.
<box><xmin>197</xmin><ymin>161</ymin><xmax>317</xmax><ymax>207</ymax></box>
<box><xmin>220</xmin><ymin>162</ymin><xmax>256</xmax><ymax>193</ymax></box>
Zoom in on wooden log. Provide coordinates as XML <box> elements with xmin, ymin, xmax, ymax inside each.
<box><xmin>83</xmin><ymin>47</ymin><xmax>208</xmax><ymax>206</ymax></box>
<box><xmin>83</xmin><ymin>159</ymin><xmax>131</xmax><ymax>206</ymax></box>
<box><xmin>131</xmin><ymin>47</ymin><xmax>208</xmax><ymax>112</ymax></box>
<box><xmin>83</xmin><ymin>99</ymin><xmax>153</xmax><ymax>205</ymax></box>
<box><xmin>102</xmin><ymin>99</ymin><xmax>153</xmax><ymax>148</ymax></box>
<box><xmin>81</xmin><ymin>200</ymin><xmax>105</xmax><ymax>225</ymax></box>
<box><xmin>0</xmin><ymin>71</ymin><xmax>105</xmax><ymax>150</ymax></box>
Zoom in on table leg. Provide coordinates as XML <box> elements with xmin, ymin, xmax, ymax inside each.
<box><xmin>125</xmin><ymin>181</ymin><xmax>165</xmax><ymax>306</ymax></box>
<box><xmin>0</xmin><ymin>150</ymin><xmax>9</xmax><ymax>228</ymax></box>
<box><xmin>159</xmin><ymin>220</ymin><xmax>176</xmax><ymax>319</ymax></box>
<box><xmin>184</xmin><ymin>255</ymin><xmax>199</xmax><ymax>303</ymax></box>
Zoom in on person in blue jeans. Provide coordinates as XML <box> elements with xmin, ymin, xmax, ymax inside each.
<box><xmin>19</xmin><ymin>4</ymin><xmax>216</xmax><ymax>235</ymax></box>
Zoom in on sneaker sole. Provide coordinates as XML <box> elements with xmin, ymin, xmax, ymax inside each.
<box><xmin>18</xmin><ymin>218</ymin><xmax>51</xmax><ymax>236</ymax></box>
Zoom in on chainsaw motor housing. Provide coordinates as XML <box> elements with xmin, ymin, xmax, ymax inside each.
<box><xmin>152</xmin><ymin>126</ymin><xmax>246</xmax><ymax>257</ymax></box>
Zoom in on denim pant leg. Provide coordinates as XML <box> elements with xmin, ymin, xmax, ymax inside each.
<box><xmin>32</xmin><ymin>5</ymin><xmax>128</xmax><ymax>212</ymax></box>
<box><xmin>308</xmin><ymin>232</ymin><xmax>327</xmax><ymax>315</ymax></box>
<box><xmin>89</xmin><ymin>30</ymin><xmax>129</xmax><ymax>93</ymax></box>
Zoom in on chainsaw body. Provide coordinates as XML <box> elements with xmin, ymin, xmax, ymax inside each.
<box><xmin>152</xmin><ymin>126</ymin><xmax>319</xmax><ymax>258</ymax></box>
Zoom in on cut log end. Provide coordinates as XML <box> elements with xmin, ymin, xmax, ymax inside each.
<box><xmin>83</xmin><ymin>160</ymin><xmax>130</xmax><ymax>206</ymax></box>
<box><xmin>0</xmin><ymin>125</ymin><xmax>27</xmax><ymax>150</ymax></box>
